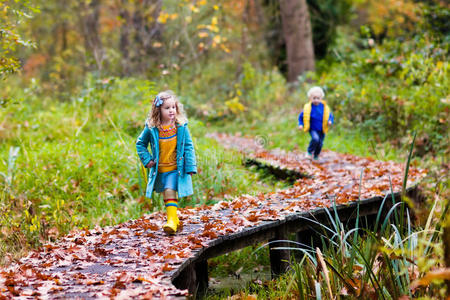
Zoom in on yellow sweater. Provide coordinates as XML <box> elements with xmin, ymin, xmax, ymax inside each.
<box><xmin>158</xmin><ymin>124</ymin><xmax>177</xmax><ymax>173</ymax></box>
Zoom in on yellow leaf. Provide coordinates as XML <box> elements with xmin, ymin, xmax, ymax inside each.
<box><xmin>157</xmin><ymin>12</ymin><xmax>169</xmax><ymax>24</ymax></box>
<box><xmin>210</xmin><ymin>25</ymin><xmax>219</xmax><ymax>33</ymax></box>
<box><xmin>189</xmin><ymin>4</ymin><xmax>199</xmax><ymax>13</ymax></box>
<box><xmin>213</xmin><ymin>35</ymin><xmax>221</xmax><ymax>44</ymax></box>
<box><xmin>225</xmin><ymin>97</ymin><xmax>245</xmax><ymax>114</ymax></box>
<box><xmin>198</xmin><ymin>32</ymin><xmax>208</xmax><ymax>38</ymax></box>
<box><xmin>214</xmin><ymin>5</ymin><xmax>219</xmax><ymax>10</ymax></box>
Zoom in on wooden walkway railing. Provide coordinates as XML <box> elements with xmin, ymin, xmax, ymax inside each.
<box><xmin>0</xmin><ymin>134</ymin><xmax>426</xmax><ymax>299</ymax></box>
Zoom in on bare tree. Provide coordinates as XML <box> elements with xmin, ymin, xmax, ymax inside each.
<box><xmin>279</xmin><ymin>0</ymin><xmax>315</xmax><ymax>82</ymax></box>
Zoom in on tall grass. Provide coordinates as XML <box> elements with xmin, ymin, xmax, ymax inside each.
<box><xmin>213</xmin><ymin>192</ymin><xmax>447</xmax><ymax>299</ymax></box>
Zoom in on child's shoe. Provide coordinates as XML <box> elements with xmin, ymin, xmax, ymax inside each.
<box><xmin>163</xmin><ymin>200</ymin><xmax>179</xmax><ymax>235</ymax></box>
<box><xmin>306</xmin><ymin>152</ymin><xmax>313</xmax><ymax>159</ymax></box>
<box><xmin>313</xmin><ymin>155</ymin><xmax>319</xmax><ymax>161</ymax></box>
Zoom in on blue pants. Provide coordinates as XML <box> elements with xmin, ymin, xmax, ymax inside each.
<box><xmin>307</xmin><ymin>130</ymin><xmax>325</xmax><ymax>157</ymax></box>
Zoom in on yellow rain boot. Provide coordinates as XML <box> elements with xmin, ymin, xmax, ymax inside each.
<box><xmin>163</xmin><ymin>199</ymin><xmax>179</xmax><ymax>235</ymax></box>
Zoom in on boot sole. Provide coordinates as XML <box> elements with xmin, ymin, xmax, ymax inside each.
<box><xmin>163</xmin><ymin>225</ymin><xmax>177</xmax><ymax>235</ymax></box>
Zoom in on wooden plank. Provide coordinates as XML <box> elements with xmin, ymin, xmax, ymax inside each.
<box><xmin>171</xmin><ymin>187</ymin><xmax>420</xmax><ymax>295</ymax></box>
<box><xmin>269</xmin><ymin>227</ymin><xmax>290</xmax><ymax>278</ymax></box>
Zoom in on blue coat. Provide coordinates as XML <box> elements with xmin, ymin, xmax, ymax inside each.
<box><xmin>136</xmin><ymin>123</ymin><xmax>197</xmax><ymax>199</ymax></box>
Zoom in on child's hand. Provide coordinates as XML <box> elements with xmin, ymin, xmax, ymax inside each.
<box><xmin>187</xmin><ymin>172</ymin><xmax>194</xmax><ymax>176</ymax></box>
<box><xmin>298</xmin><ymin>125</ymin><xmax>303</xmax><ymax>131</ymax></box>
<box><xmin>328</xmin><ymin>121</ymin><xmax>332</xmax><ymax>125</ymax></box>
<box><xmin>146</xmin><ymin>160</ymin><xmax>155</xmax><ymax>168</ymax></box>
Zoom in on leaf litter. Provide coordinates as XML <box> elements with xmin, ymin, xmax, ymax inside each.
<box><xmin>0</xmin><ymin>133</ymin><xmax>426</xmax><ymax>299</ymax></box>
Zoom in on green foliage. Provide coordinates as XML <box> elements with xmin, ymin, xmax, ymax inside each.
<box><xmin>307</xmin><ymin>0</ymin><xmax>353</xmax><ymax>58</ymax></box>
<box><xmin>422</xmin><ymin>2</ymin><xmax>450</xmax><ymax>44</ymax></box>
<box><xmin>172</xmin><ymin>59</ymin><xmax>288</xmax><ymax>122</ymax></box>
<box><xmin>11</xmin><ymin>0</ymin><xmax>240</xmax><ymax>96</ymax></box>
<box><xmin>0</xmin><ymin>0</ymin><xmax>38</xmax><ymax>78</ymax></box>
<box><xmin>209</xmin><ymin>244</ymin><xmax>270</xmax><ymax>278</ymax></box>
<box><xmin>316</xmin><ymin>32</ymin><xmax>449</xmax><ymax>155</ymax></box>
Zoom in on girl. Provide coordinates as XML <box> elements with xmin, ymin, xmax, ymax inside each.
<box><xmin>136</xmin><ymin>90</ymin><xmax>197</xmax><ymax>234</ymax></box>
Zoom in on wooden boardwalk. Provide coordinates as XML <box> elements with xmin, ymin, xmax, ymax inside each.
<box><xmin>0</xmin><ymin>134</ymin><xmax>426</xmax><ymax>299</ymax></box>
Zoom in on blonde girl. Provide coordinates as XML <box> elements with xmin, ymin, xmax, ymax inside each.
<box><xmin>136</xmin><ymin>90</ymin><xmax>197</xmax><ymax>234</ymax></box>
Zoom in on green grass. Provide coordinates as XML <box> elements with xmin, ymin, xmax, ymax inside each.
<box><xmin>0</xmin><ymin>77</ymin><xmax>287</xmax><ymax>263</ymax></box>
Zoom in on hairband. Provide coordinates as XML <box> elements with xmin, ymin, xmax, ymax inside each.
<box><xmin>154</xmin><ymin>95</ymin><xmax>163</xmax><ymax>107</ymax></box>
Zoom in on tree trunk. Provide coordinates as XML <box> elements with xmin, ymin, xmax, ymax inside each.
<box><xmin>79</xmin><ymin>0</ymin><xmax>104</xmax><ymax>72</ymax></box>
<box><xmin>131</xmin><ymin>0</ymin><xmax>162</xmax><ymax>73</ymax></box>
<box><xmin>119</xmin><ymin>0</ymin><xmax>162</xmax><ymax>75</ymax></box>
<box><xmin>279</xmin><ymin>0</ymin><xmax>315</xmax><ymax>82</ymax></box>
<box><xmin>119</xmin><ymin>0</ymin><xmax>131</xmax><ymax>76</ymax></box>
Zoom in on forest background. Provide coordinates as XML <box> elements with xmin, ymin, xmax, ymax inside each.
<box><xmin>1</xmin><ymin>0</ymin><xmax>449</xmax><ymax>298</ymax></box>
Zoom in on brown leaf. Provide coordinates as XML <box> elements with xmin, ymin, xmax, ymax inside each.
<box><xmin>93</xmin><ymin>247</ymin><xmax>108</xmax><ymax>257</ymax></box>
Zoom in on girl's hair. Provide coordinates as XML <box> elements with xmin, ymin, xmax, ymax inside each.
<box><xmin>307</xmin><ymin>86</ymin><xmax>325</xmax><ymax>98</ymax></box>
<box><xmin>146</xmin><ymin>90</ymin><xmax>187</xmax><ymax>129</ymax></box>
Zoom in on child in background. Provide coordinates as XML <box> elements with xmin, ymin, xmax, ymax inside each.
<box><xmin>298</xmin><ymin>86</ymin><xmax>334</xmax><ymax>160</ymax></box>
<box><xmin>136</xmin><ymin>90</ymin><xmax>197</xmax><ymax>234</ymax></box>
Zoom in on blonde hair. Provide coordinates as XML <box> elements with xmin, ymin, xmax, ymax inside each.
<box><xmin>307</xmin><ymin>86</ymin><xmax>325</xmax><ymax>99</ymax></box>
<box><xmin>146</xmin><ymin>90</ymin><xmax>188</xmax><ymax>129</ymax></box>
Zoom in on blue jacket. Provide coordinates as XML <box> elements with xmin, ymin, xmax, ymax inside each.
<box><xmin>136</xmin><ymin>123</ymin><xmax>197</xmax><ymax>199</ymax></box>
<box><xmin>298</xmin><ymin>102</ymin><xmax>334</xmax><ymax>132</ymax></box>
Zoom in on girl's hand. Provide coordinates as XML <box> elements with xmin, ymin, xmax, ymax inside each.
<box><xmin>298</xmin><ymin>125</ymin><xmax>303</xmax><ymax>131</ymax></box>
<box><xmin>146</xmin><ymin>160</ymin><xmax>156</xmax><ymax>168</ymax></box>
<box><xmin>187</xmin><ymin>172</ymin><xmax>195</xmax><ymax>176</ymax></box>
<box><xmin>328</xmin><ymin>121</ymin><xmax>332</xmax><ymax>125</ymax></box>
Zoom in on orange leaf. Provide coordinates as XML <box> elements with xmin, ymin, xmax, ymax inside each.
<box><xmin>410</xmin><ymin>268</ymin><xmax>450</xmax><ymax>290</ymax></box>
<box><xmin>162</xmin><ymin>263</ymin><xmax>173</xmax><ymax>272</ymax></box>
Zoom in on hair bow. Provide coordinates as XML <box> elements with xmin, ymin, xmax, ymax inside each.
<box><xmin>154</xmin><ymin>95</ymin><xmax>163</xmax><ymax>107</ymax></box>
